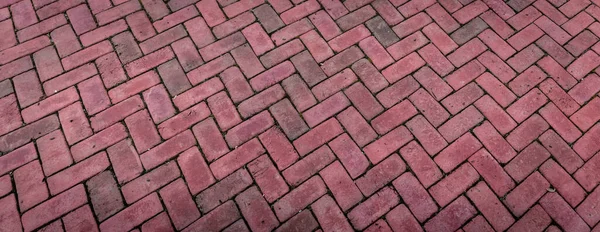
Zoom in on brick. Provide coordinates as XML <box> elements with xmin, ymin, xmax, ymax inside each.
<box><xmin>89</xmin><ymin>95</ymin><xmax>143</xmax><ymax>132</ymax></box>
<box><xmin>426</xmin><ymin>3</ymin><xmax>460</xmax><ymax>33</ymax></box>
<box><xmin>140</xmin><ymin>130</ymin><xmax>196</xmax><ymax>169</ymax></box>
<box><xmin>0</xmin><ymin>115</ymin><xmax>60</xmax><ymax>153</ymax></box>
<box><xmin>303</xmin><ymin>92</ymin><xmax>350</xmax><ymax>127</ymax></box>
<box><xmin>196</xmin><ymin>168</ymin><xmax>252</xmax><ymax>212</ymax></box>
<box><xmin>111</xmin><ymin>32</ymin><xmax>143</xmax><ymax>64</ymax></box>
<box><xmin>569</xmin><ymin>74</ymin><xmax>600</xmax><ymax>105</ymax></box>
<box><xmin>540</xmin><ymin>159</ymin><xmax>586</xmax><ymax>207</ymax></box>
<box><xmin>450</xmin><ymin>17</ymin><xmax>489</xmax><ymax>45</ymax></box>
<box><xmin>12</xmin><ymin>0</ymin><xmax>38</xmax><ymax>30</ymax></box>
<box><xmin>105</xmin><ymin>139</ymin><xmax>143</xmax><ymax>185</ymax></box>
<box><xmin>540</xmin><ymin>192</ymin><xmax>590</xmax><ymax>231</ymax></box>
<box><xmin>566</xmin><ymin>30</ymin><xmax>598</xmax><ymax>57</ymax></box>
<box><xmin>177</xmin><ymin>147</ymin><xmax>215</xmax><ymax>195</ymax></box>
<box><xmin>507</xmin><ymin>205</ymin><xmax>551</xmax><ymax>232</ymax></box>
<box><xmin>312</xmin><ymin>195</ymin><xmax>354</xmax><ymax>231</ymax></box>
<box><xmin>125</xmin><ymin>47</ymin><xmax>175</xmax><ymax>77</ymax></box>
<box><xmin>424</xmin><ymin>196</ymin><xmax>477</xmax><ymax>232</ymax></box>
<box><xmin>504</xmin><ymin>142</ymin><xmax>551</xmax><ymax>182</ymax></box>
<box><xmin>43</xmin><ymin>63</ymin><xmax>97</xmax><ymax>96</ymax></box>
<box><xmin>48</xmin><ymin>151</ymin><xmax>109</xmax><ymax>196</ymax></box>
<box><xmin>187</xmin><ymin>54</ymin><xmax>234</xmax><ymax>85</ymax></box>
<box><xmin>342</xmin><ymin>83</ymin><xmax>382</xmax><ymax>120</ymax></box>
<box><xmin>190</xmin><ymin>119</ymin><xmax>228</xmax><ymax>162</ymax></box>
<box><xmin>0</xmin><ymin>95</ymin><xmax>22</xmax><ymax>137</ymax></box>
<box><xmin>413</xmin><ymin>66</ymin><xmax>453</xmax><ymax>101</ymax></box>
<box><xmin>21</xmin><ymin>185</ymin><xmax>87</xmax><ymax>231</ymax></box>
<box><xmin>184</xmin><ymin>201</ymin><xmax>240</xmax><ymax>232</ymax></box>
<box><xmin>274</xmin><ymin>176</ymin><xmax>327</xmax><ymax>221</ymax></box>
<box><xmin>141</xmin><ymin>213</ymin><xmax>174</xmax><ymax>232</ymax></box>
<box><xmin>62</xmin><ymin>205</ymin><xmax>98</xmax><ymax>232</ymax></box>
<box><xmin>331</xmin><ymin>25</ymin><xmax>371</xmax><ymax>54</ymax></box>
<box><xmin>356</xmin><ymin>154</ymin><xmax>406</xmax><ymax>196</ymax></box>
<box><xmin>283</xmin><ymin>145</ymin><xmax>335</xmax><ymax>185</ymax></box>
<box><xmin>540</xmin><ymin>103</ymin><xmax>582</xmax><ymax>143</ymax></box>
<box><xmin>468</xmin><ymin>149</ymin><xmax>515</xmax><ymax>196</ymax></box>
<box><xmin>371</xmin><ymin>100</ymin><xmax>417</xmax><ymax>134</ymax></box>
<box><xmin>222</xmin><ymin>0</ymin><xmax>264</xmax><ymax>17</ymax></box>
<box><xmin>207</xmin><ymin>91</ymin><xmax>242</xmax><ymax>131</ymax></box>
<box><xmin>261</xmin><ymin>39</ymin><xmax>304</xmax><ymax>69</ymax></box>
<box><xmin>159</xmin><ymin>179</ymin><xmax>200</xmax><ymax>230</ymax></box>
<box><xmin>463</xmin><ymin>215</ymin><xmax>494</xmax><ymax>232</ymax></box>
<box><xmin>577</xmin><ymin>187</ymin><xmax>600</xmax><ymax>226</ymax></box>
<box><xmin>406</xmin><ymin>115</ymin><xmax>447</xmax><ymax>155</ymax></box>
<box><xmin>540</xmin><ymin>79</ymin><xmax>580</xmax><ymax>117</ymax></box>
<box><xmin>0</xmin><ymin>36</ymin><xmax>51</xmax><ymax>65</ymax></box>
<box><xmin>507</xmin><ymin>88</ymin><xmax>548</xmax><ymax>123</ymax></box>
<box><xmin>158</xmin><ymin>103</ymin><xmax>210</xmax><ymax>139</ymax></box>
<box><xmin>125</xmin><ymin>11</ymin><xmax>156</xmax><ymax>42</ymax></box>
<box><xmin>248</xmin><ymin>155</ymin><xmax>289</xmax><ymax>203</ymax></box>
<box><xmin>99</xmin><ymin>193</ymin><xmax>162</xmax><ymax>232</ymax></box>
<box><xmin>225</xmin><ymin>111</ymin><xmax>274</xmax><ymax>147</ymax></box>
<box><xmin>336</xmin><ymin>107</ymin><xmax>378</xmax><ymax>147</ymax></box>
<box><xmin>387</xmin><ymin>31</ymin><xmax>429</xmax><ymax>60</ymax></box>
<box><xmin>348</xmin><ymin>187</ymin><xmax>399</xmax><ymax>230</ymax></box>
<box><xmin>574</xmin><ymin>123</ymin><xmax>600</xmax><ymax>161</ymax></box>
<box><xmin>443</xmin><ymin>83</ymin><xmax>484</xmax><ymax>115</ymax></box>
<box><xmin>336</xmin><ymin>6</ymin><xmax>377</xmax><ymax>31</ymax></box>
<box><xmin>95</xmin><ymin>0</ymin><xmax>141</xmax><ymax>25</ymax></box>
<box><xmin>571</xmin><ymin>97</ymin><xmax>600</xmax><ymax>132</ymax></box>
<box><xmin>392</xmin><ymin>172</ymin><xmax>438</xmax><ymax>222</ymax></box>
<box><xmin>475</xmin><ymin>73</ymin><xmax>516</xmax><ymax>108</ymax></box>
<box><xmin>0</xmin><ymin>56</ymin><xmax>34</xmax><ymax>82</ymax></box>
<box><xmin>363</xmin><ymin>126</ymin><xmax>413</xmax><ymax>164</ymax></box>
<box><xmin>351</xmin><ymin>59</ymin><xmax>389</xmax><ymax>93</ymax></box>
<box><xmin>359</xmin><ymin>36</ymin><xmax>394</xmax><ymax>69</ymax></box>
<box><xmin>568</xmin><ymin>51</ymin><xmax>600</xmax><ymax>80</ymax></box>
<box><xmin>254</xmin><ymin>4</ymin><xmax>285</xmax><ymax>32</ymax></box>
<box><xmin>17</xmin><ymin>14</ymin><xmax>67</xmax><ymax>43</ymax></box>
<box><xmin>140</xmin><ymin>85</ymin><xmax>175</xmax><ymax>124</ymax></box>
<box><xmin>539</xmin><ymin>130</ymin><xmax>584</xmax><ymax>174</ymax></box>
<box><xmin>221</xmin><ymin>66</ymin><xmax>254</xmax><ymax>103</ymax></box>
<box><xmin>229</xmin><ymin>188</ymin><xmax>278</xmax><ymax>231</ymax></box>
<box><xmin>399</xmin><ymin>141</ymin><xmax>443</xmax><ymax>188</ymax></box>
<box><xmin>211</xmin><ymin>138</ymin><xmax>265</xmax><ymax>179</ymax></box>
<box><xmin>478</xmin><ymin>29</ymin><xmax>515</xmax><ymax>60</ymax></box>
<box><xmin>140</xmin><ymin>26</ymin><xmax>187</xmax><ymax>54</ymax></box>
<box><xmin>14</xmin><ymin>160</ymin><xmax>48</xmax><ymax>212</ymax></box>
<box><xmin>447</xmin><ymin>39</ymin><xmax>487</xmax><ymax>68</ymax></box>
<box><xmin>121</xmin><ymin>162</ymin><xmax>180</xmax><ymax>204</ymax></box>
<box><xmin>536</xmin><ymin>35</ymin><xmax>574</xmax><ymax>68</ymax></box>
<box><xmin>365</xmin><ymin>16</ymin><xmax>399</xmax><ymax>47</ymax></box>
<box><xmin>33</xmin><ymin>46</ymin><xmax>62</xmax><ymax>82</ymax></box>
<box><xmin>507</xmin><ymin>114</ymin><xmax>550</xmax><ymax>151</ymax></box>
<box><xmin>467</xmin><ymin>181</ymin><xmax>515</xmax><ymax>231</ymax></box>
<box><xmin>300</xmin><ymin>30</ymin><xmax>334</xmax><ymax>63</ymax></box>
<box><xmin>36</xmin><ymin>130</ymin><xmax>71</xmax><ymax>177</ymax></box>
<box><xmin>271</xmin><ymin>19</ymin><xmax>313</xmax><ymax>46</ymax></box>
<box><xmin>438</xmin><ymin>106</ymin><xmax>484</xmax><ymax>142</ymax></box>
<box><xmin>382</xmin><ymin>52</ymin><xmax>425</xmax><ymax>83</ymax></box>
<box><xmin>504</xmin><ymin>172</ymin><xmax>550</xmax><ymax>216</ymax></box>
<box><xmin>172</xmin><ymin>38</ymin><xmax>203</xmax><ymax>72</ymax></box>
<box><xmin>321</xmin><ymin>46</ymin><xmax>364</xmax><ymax>77</ymax></box>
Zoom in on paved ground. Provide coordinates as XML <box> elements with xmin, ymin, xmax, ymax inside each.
<box><xmin>1</xmin><ymin>0</ymin><xmax>600</xmax><ymax>231</ymax></box>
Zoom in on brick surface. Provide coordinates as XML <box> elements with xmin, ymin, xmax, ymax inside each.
<box><xmin>1</xmin><ymin>0</ymin><xmax>599</xmax><ymax>231</ymax></box>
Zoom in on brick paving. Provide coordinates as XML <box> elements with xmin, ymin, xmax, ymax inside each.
<box><xmin>1</xmin><ymin>0</ymin><xmax>600</xmax><ymax>231</ymax></box>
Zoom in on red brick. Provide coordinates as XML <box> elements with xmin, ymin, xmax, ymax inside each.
<box><xmin>312</xmin><ymin>195</ymin><xmax>354</xmax><ymax>231</ymax></box>
<box><xmin>0</xmin><ymin>19</ymin><xmax>15</xmax><ymax>52</ymax></box>
<box><xmin>140</xmin><ymin>26</ymin><xmax>187</xmax><ymax>54</ymax></box>
<box><xmin>159</xmin><ymin>179</ymin><xmax>200</xmax><ymax>230</ymax></box>
<box><xmin>94</xmin><ymin>0</ymin><xmax>141</xmax><ymax>25</ymax></box>
<box><xmin>111</xmin><ymin>32</ymin><xmax>143</xmax><ymax>64</ymax></box>
<box><xmin>478</xmin><ymin>29</ymin><xmax>515</xmax><ymax>60</ymax></box>
<box><xmin>336</xmin><ymin>5</ymin><xmax>376</xmax><ymax>31</ymax></box>
<box><xmin>22</xmin><ymin>87</ymin><xmax>79</xmax><ymax>123</ymax></box>
<box><xmin>36</xmin><ymin>130</ymin><xmax>71</xmax><ymax>176</ymax></box>
<box><xmin>125</xmin><ymin>11</ymin><xmax>156</xmax><ymax>42</ymax></box>
<box><xmin>321</xmin><ymin>46</ymin><xmax>364</xmax><ymax>77</ymax></box>
<box><xmin>190</xmin><ymin>119</ymin><xmax>228</xmax><ymax>162</ymax></box>
<box><xmin>0</xmin><ymin>95</ymin><xmax>22</xmax><ymax>137</ymax></box>
<box><xmin>17</xmin><ymin>15</ymin><xmax>67</xmax><ymax>43</ymax></box>
<box><xmin>283</xmin><ymin>145</ymin><xmax>335</xmax><ymax>185</ymax></box>
<box><xmin>140</xmin><ymin>130</ymin><xmax>196</xmax><ymax>169</ymax></box>
<box><xmin>473</xmin><ymin>121</ymin><xmax>516</xmax><ymax>165</ymax></box>
<box><xmin>62</xmin><ymin>205</ymin><xmax>98</xmax><ymax>232</ymax></box>
<box><xmin>303</xmin><ymin>92</ymin><xmax>350</xmax><ymax>127</ymax></box>
<box><xmin>438</xmin><ymin>106</ymin><xmax>484</xmax><ymax>142</ymax></box>
<box><xmin>211</xmin><ymin>138</ymin><xmax>265</xmax><ymax>179</ymax></box>
<box><xmin>577</xmin><ymin>187</ymin><xmax>600</xmax><ymax>226</ymax></box>
<box><xmin>387</xmin><ymin>31</ymin><xmax>429</xmax><ymax>60</ymax></box>
<box><xmin>99</xmin><ymin>193</ymin><xmax>163</xmax><ymax>232</ymax></box>
<box><xmin>539</xmin><ymin>130</ymin><xmax>584</xmax><ymax>174</ymax></box>
<box><xmin>468</xmin><ymin>149</ymin><xmax>515</xmax><ymax>196</ymax></box>
<box><xmin>336</xmin><ymin>107</ymin><xmax>378</xmax><ymax>147</ymax></box>
<box><xmin>540</xmin><ymin>192</ymin><xmax>590</xmax><ymax>231</ymax></box>
<box><xmin>474</xmin><ymin>95</ymin><xmax>517</xmax><ymax>135</ymax></box>
<box><xmin>196</xmin><ymin>167</ymin><xmax>252</xmax><ymax>212</ymax></box>
<box><xmin>424</xmin><ymin>196</ymin><xmax>477</xmax><ymax>232</ymax></box>
<box><xmin>412</xmin><ymin>66</ymin><xmax>453</xmax><ymax>101</ymax></box>
<box><xmin>504</xmin><ymin>172</ymin><xmax>550</xmax><ymax>216</ymax></box>
<box><xmin>157</xmin><ymin>59</ymin><xmax>193</xmax><ymax>96</ymax></box>
<box><xmin>418</xmin><ymin>43</ymin><xmax>455</xmax><ymax>77</ymax></box>
<box><xmin>575</xmin><ymin>147</ymin><xmax>600</xmax><ymax>191</ymax></box>
<box><xmin>475</xmin><ymin>73</ymin><xmax>516</xmax><ymax>108</ymax></box>
<box><xmin>363</xmin><ymin>126</ymin><xmax>413</xmax><ymax>164</ymax></box>
<box><xmin>78</xmin><ymin>76</ymin><xmax>111</xmax><ymax>116</ymax></box>
<box><xmin>423</xmin><ymin>23</ymin><xmax>458</xmax><ymax>55</ymax></box>
<box><xmin>233</xmin><ymin>187</ymin><xmax>279</xmax><ymax>231</ymax></box>
<box><xmin>507</xmin><ymin>88</ymin><xmax>548</xmax><ymax>123</ymax></box>
<box><xmin>507</xmin><ymin>114</ymin><xmax>550</xmax><ymax>151</ymax></box>
<box><xmin>125</xmin><ymin>111</ymin><xmax>160</xmax><ymax>152</ymax></box>
<box><xmin>271</xmin><ymin>18</ymin><xmax>313</xmax><ymax>46</ymax></box>
<box><xmin>382</xmin><ymin>52</ymin><xmax>425</xmax><ymax>83</ymax></box>
<box><xmin>58</xmin><ymin>103</ymin><xmax>92</xmax><ymax>145</ymax></box>
<box><xmin>221</xmin><ymin>66</ymin><xmax>254</xmax><ymax>103</ymax></box>
<box><xmin>377</xmin><ymin>75</ymin><xmax>420</xmax><ymax>108</ymax></box>
<box><xmin>248</xmin><ymin>155</ymin><xmax>289</xmax><ymax>203</ymax></box>
<box><xmin>348</xmin><ymin>187</ymin><xmax>399</xmax><ymax>230</ymax></box>
<box><xmin>309</xmin><ymin>10</ymin><xmax>342</xmax><ymax>40</ymax></box>
<box><xmin>21</xmin><ymin>185</ymin><xmax>87</xmax><ymax>231</ymax></box>
<box><xmin>540</xmin><ymin>80</ymin><xmax>580</xmax><ymax>117</ymax></box>
<box><xmin>222</xmin><ymin>219</ymin><xmax>249</xmax><ymax>232</ymax></box>
<box><xmin>274</xmin><ymin>176</ymin><xmax>327</xmax><ymax>221</ymax></box>
<box><xmin>261</xmin><ymin>40</ymin><xmax>305</xmax><ymax>70</ymax></box>
<box><xmin>507</xmin><ymin>44</ymin><xmax>544</xmax><ymax>73</ymax></box>
<box><xmin>467</xmin><ymin>181</ymin><xmax>515</xmax><ymax>231</ymax></box>
<box><xmin>43</xmin><ymin>63</ymin><xmax>97</xmax><ymax>96</ymax></box>
<box><xmin>540</xmin><ymin>103</ymin><xmax>582</xmax><ymax>143</ymax></box>
<box><xmin>300</xmin><ymin>30</ymin><xmax>334</xmax><ymax>63</ymax></box>
<box><xmin>171</xmin><ymin>38</ymin><xmax>203</xmax><ymax>72</ymax></box>
<box><xmin>446</xmin><ymin>61</ymin><xmax>485</xmax><ymax>91</ymax></box>
<box><xmin>239</xmin><ymin>85</ymin><xmax>285</xmax><ymax>118</ymax></box>
<box><xmin>207</xmin><ymin>91</ymin><xmax>242</xmax><ymax>131</ymax></box>
<box><xmin>426</xmin><ymin>3</ymin><xmax>460</xmax><ymax>33</ymax></box>
<box><xmin>125</xmin><ymin>47</ymin><xmax>175</xmax><ymax>77</ymax></box>
<box><xmin>241</xmin><ymin>23</ymin><xmax>274</xmax><ymax>56</ymax></box>
<box><xmin>89</xmin><ymin>95</ymin><xmax>143</xmax><ymax>132</ymax></box>
<box><xmin>430</xmin><ymin>162</ymin><xmax>480</xmax><ymax>206</ymax></box>
<box><xmin>329</xmin><ymin>133</ymin><xmax>369</xmax><ymax>177</ymax></box>
<box><xmin>141</xmin><ymin>213</ymin><xmax>174</xmax><ymax>232</ymax></box>
<box><xmin>329</xmin><ymin>25</ymin><xmax>371</xmax><ymax>53</ymax></box>
<box><xmin>140</xmin><ymin>86</ymin><xmax>174</xmax><ymax>124</ymax></box>
<box><xmin>33</xmin><ymin>46</ymin><xmax>62</xmax><ymax>82</ymax></box>
<box><xmin>250</xmin><ymin>61</ymin><xmax>295</xmax><ymax>92</ymax></box>
<box><xmin>184</xmin><ymin>201</ymin><xmax>241</xmax><ymax>232</ymax></box>
<box><xmin>0</xmin><ymin>36</ymin><xmax>50</xmax><ymax>65</ymax></box>
<box><xmin>320</xmin><ymin>161</ymin><xmax>362</xmax><ymax>210</ymax></box>
<box><xmin>259</xmin><ymin>127</ymin><xmax>299</xmax><ymax>169</ymax></box>
<box><xmin>443</xmin><ymin>83</ymin><xmax>484</xmax><ymax>115</ymax></box>
<box><xmin>566</xmin><ymin>30</ymin><xmax>598</xmax><ymax>57</ymax></box>
<box><xmin>392</xmin><ymin>172</ymin><xmax>438</xmax><ymax>222</ymax></box>
<box><xmin>14</xmin><ymin>160</ymin><xmax>48</xmax><ymax>212</ymax></box>
<box><xmin>343</xmin><ymin>83</ymin><xmax>383</xmax><ymax>120</ymax></box>
<box><xmin>176</xmin><ymin>147</ymin><xmax>214</xmax><ymax>195</ymax></box>
<box><xmin>158</xmin><ymin>103</ymin><xmax>210</xmax><ymax>139</ymax></box>
<box><xmin>0</xmin><ymin>115</ymin><xmax>60</xmax><ymax>153</ymax></box>
<box><xmin>225</xmin><ymin>111</ymin><xmax>274</xmax><ymax>147</ymax></box>
<box><xmin>187</xmin><ymin>54</ymin><xmax>233</xmax><ymax>85</ymax></box>
<box><xmin>507</xmin><ymin>205</ymin><xmax>551</xmax><ymax>232</ymax></box>
<box><xmin>574</xmin><ymin>123</ymin><xmax>600</xmax><ymax>161</ymax></box>
<box><xmin>571</xmin><ymin>97</ymin><xmax>600</xmax><ymax>132</ymax></box>
<box><xmin>0</xmin><ymin>56</ymin><xmax>34</xmax><ymax>82</ymax></box>
<box><xmin>399</xmin><ymin>141</ymin><xmax>443</xmax><ymax>187</ymax></box>
<box><xmin>372</xmin><ymin>100</ymin><xmax>417</xmax><ymax>134</ymax></box>
<box><xmin>356</xmin><ymin>154</ymin><xmax>406</xmax><ymax>196</ymax></box>
<box><xmin>462</xmin><ymin>215</ymin><xmax>494</xmax><ymax>232</ymax></box>
<box><xmin>48</xmin><ymin>151</ymin><xmax>109</xmax><ymax>194</ymax></box>
<box><xmin>351</xmin><ymin>58</ymin><xmax>389</xmax><ymax>93</ymax></box>
<box><xmin>121</xmin><ymin>162</ymin><xmax>180</xmax><ymax>204</ymax></box>
<box><xmin>540</xmin><ymin>159</ymin><xmax>585</xmax><ymax>207</ymax></box>
<box><xmin>104</xmin><ymin>140</ymin><xmax>143</xmax><ymax>186</ymax></box>
<box><xmin>505</xmin><ymin>142</ymin><xmax>550</xmax><ymax>182</ymax></box>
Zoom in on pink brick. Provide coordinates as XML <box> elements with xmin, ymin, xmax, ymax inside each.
<box><xmin>507</xmin><ymin>88</ymin><xmax>548</xmax><ymax>123</ymax></box>
<box><xmin>474</xmin><ymin>95</ymin><xmax>517</xmax><ymax>135</ymax></box>
<box><xmin>381</xmin><ymin>52</ymin><xmax>425</xmax><ymax>83</ymax></box>
<box><xmin>59</xmin><ymin>103</ymin><xmax>93</xmax><ymax>145</ymax></box>
<box><xmin>280</xmin><ymin>0</ymin><xmax>320</xmax><ymax>24</ymax></box>
<box><xmin>222</xmin><ymin>0</ymin><xmax>264</xmax><ymax>17</ymax></box>
<box><xmin>309</xmin><ymin>10</ymin><xmax>342</xmax><ymax>40</ymax></box>
<box><xmin>184</xmin><ymin>201</ymin><xmax>241</xmax><ymax>231</ymax></box>
<box><xmin>99</xmin><ymin>193</ymin><xmax>162</xmax><ymax>232</ymax></box>
<box><xmin>576</xmin><ymin>186</ymin><xmax>600</xmax><ymax>226</ymax></box>
<box><xmin>312</xmin><ymin>195</ymin><xmax>354</xmax><ymax>231</ymax></box>
<box><xmin>388</xmin><ymin>31</ymin><xmax>429</xmax><ymax>60</ymax></box>
<box><xmin>359</xmin><ymin>36</ymin><xmax>394</xmax><ymax>69</ymax></box>
<box><xmin>21</xmin><ymin>185</ymin><xmax>87</xmax><ymax>231</ymax></box>
<box><xmin>355</xmin><ymin>154</ymin><xmax>406</xmax><ymax>196</ymax></box>
<box><xmin>0</xmin><ymin>95</ymin><xmax>23</xmax><ymax>137</ymax></box>
<box><xmin>140</xmin><ymin>130</ymin><xmax>196</xmax><ymax>169</ymax></box>
<box><xmin>121</xmin><ymin>162</ymin><xmax>180</xmax><ymax>203</ymax></box>
<box><xmin>540</xmin><ymin>79</ymin><xmax>580</xmax><ymax>116</ymax></box>
<box><xmin>442</xmin><ymin>83</ymin><xmax>484</xmax><ymax>115</ymax></box>
<box><xmin>300</xmin><ymin>30</ymin><xmax>334</xmax><ymax>63</ymax></box>
<box><xmin>447</xmin><ymin>38</ymin><xmax>487</xmax><ymax>67</ymax></box>
<box><xmin>507</xmin><ymin>114</ymin><xmax>550</xmax><ymax>151</ymax></box>
<box><xmin>473</xmin><ymin>121</ymin><xmax>517</xmax><ymax>164</ymax></box>
<box><xmin>33</xmin><ymin>46</ymin><xmax>62</xmax><ymax>82</ymax></box>
<box><xmin>320</xmin><ymin>161</ymin><xmax>363</xmax><ymax>210</ymax></box>
<box><xmin>125</xmin><ymin>11</ymin><xmax>156</xmax><ymax>41</ymax></box>
<box><xmin>445</xmin><ymin>60</ymin><xmax>486</xmax><ymax>90</ymax></box>
<box><xmin>106</xmin><ymin>139</ymin><xmax>143</xmax><ymax>184</ymax></box>
<box><xmin>429</xmin><ymin>163</ymin><xmax>479</xmax><ymax>206</ymax></box>
<box><xmin>47</xmin><ymin>152</ymin><xmax>110</xmax><ymax>195</ymax></box>
<box><xmin>504</xmin><ymin>172</ymin><xmax>550</xmax><ymax>216</ymax></box>
<box><xmin>225</xmin><ymin>111</ymin><xmax>274</xmax><ymax>147</ymax></box>
<box><xmin>303</xmin><ymin>92</ymin><xmax>350</xmax><ymax>127</ymax></box>
<box><xmin>540</xmin><ymin>103</ymin><xmax>582</xmax><ymax>143</ymax></box>
<box><xmin>95</xmin><ymin>0</ymin><xmax>141</xmax><ymax>25</ymax></box>
<box><xmin>505</xmin><ymin>142</ymin><xmax>551</xmax><ymax>182</ymax></box>
<box><xmin>187</xmin><ymin>54</ymin><xmax>234</xmax><ymax>85</ymax></box>
<box><xmin>336</xmin><ymin>107</ymin><xmax>378</xmax><ymax>147</ymax></box>
<box><xmin>540</xmin><ymin>159</ymin><xmax>586</xmax><ymax>207</ymax></box>
<box><xmin>21</xmin><ymin>87</ymin><xmax>79</xmax><ymax>123</ymax></box>
<box><xmin>158</xmin><ymin>103</ymin><xmax>210</xmax><ymax>139</ymax></box>
<box><xmin>475</xmin><ymin>72</ymin><xmax>516</xmax><ymax>107</ymax></box>
<box><xmin>273</xmin><ymin>176</ymin><xmax>327</xmax><ymax>221</ymax></box>
<box><xmin>159</xmin><ymin>179</ymin><xmax>200</xmax><ymax>230</ymax></box>
<box><xmin>89</xmin><ymin>95</ymin><xmax>143</xmax><ymax>132</ymax></box>
<box><xmin>0</xmin><ymin>56</ymin><xmax>34</xmax><ymax>82</ymax></box>
<box><xmin>321</xmin><ymin>46</ymin><xmax>364</xmax><ymax>76</ymax></box>
<box><xmin>125</xmin><ymin>47</ymin><xmax>174</xmax><ymax>77</ymax></box>
<box><xmin>418</xmin><ymin>43</ymin><xmax>455</xmax><ymax>77</ymax></box>
<box><xmin>569</xmin><ymin>73</ymin><xmax>600</xmax><ymax>104</ymax></box>
<box><xmin>468</xmin><ymin>149</ymin><xmax>515</xmax><ymax>196</ymax></box>
<box><xmin>283</xmin><ymin>146</ymin><xmax>335</xmax><ymax>186</ymax></box>
<box><xmin>343</xmin><ymin>82</ymin><xmax>383</xmax><ymax>120</ymax></box>
<box><xmin>393</xmin><ymin>172</ymin><xmax>438</xmax><ymax>222</ymax></box>
<box><xmin>248</xmin><ymin>155</ymin><xmax>289</xmax><ymax>203</ymax></box>
<box><xmin>0</xmin><ymin>36</ymin><xmax>51</xmax><ymax>65</ymax></box>
<box><xmin>43</xmin><ymin>63</ymin><xmax>97</xmax><ymax>96</ymax></box>
<box><xmin>141</xmin><ymin>213</ymin><xmax>173</xmax><ymax>232</ymax></box>
<box><xmin>412</xmin><ymin>66</ymin><xmax>452</xmax><ymax>100</ymax></box>
<box><xmin>196</xmin><ymin>168</ymin><xmax>252</xmax><ymax>212</ymax></box>
<box><xmin>405</xmin><ymin>115</ymin><xmax>447</xmax><ymax>155</ymax></box>
<box><xmin>376</xmin><ymin>75</ymin><xmax>421</xmax><ymax>109</ymax></box>
<box><xmin>16</xmin><ymin>15</ymin><xmax>67</xmax><ymax>43</ymax></box>
<box><xmin>261</xmin><ymin>40</ymin><xmax>305</xmax><ymax>69</ymax></box>
<box><xmin>466</xmin><ymin>181</ymin><xmax>515</xmax><ymax>231</ymax></box>
<box><xmin>172</xmin><ymin>38</ymin><xmax>203</xmax><ymax>72</ymax></box>
<box><xmin>372</xmin><ymin>100</ymin><xmax>417</xmax><ymax>134</ymax></box>
<box><xmin>478</xmin><ymin>52</ymin><xmax>516</xmax><ymax>83</ymax></box>
<box><xmin>399</xmin><ymin>141</ymin><xmax>442</xmax><ymax>187</ymax></box>
<box><xmin>348</xmin><ymin>187</ymin><xmax>399</xmax><ymax>230</ymax></box>
<box><xmin>437</xmin><ymin>106</ymin><xmax>484</xmax><ymax>142</ymax></box>
<box><xmin>36</xmin><ymin>131</ymin><xmax>72</xmax><ymax>176</ymax></box>
<box><xmin>424</xmin><ymin>196</ymin><xmax>477</xmax><ymax>232</ymax></box>
<box><xmin>478</xmin><ymin>29</ymin><xmax>516</xmax><ymax>60</ymax></box>
<box><xmin>351</xmin><ymin>59</ymin><xmax>389</xmax><ymax>93</ymax></box>
<box><xmin>423</xmin><ymin>23</ymin><xmax>458</xmax><ymax>54</ymax></box>
<box><xmin>236</xmin><ymin>187</ymin><xmax>280</xmax><ymax>231</ymax></box>
<box><xmin>210</xmin><ymin>139</ymin><xmax>265</xmax><ymax>179</ymax></box>
<box><xmin>363</xmin><ymin>126</ymin><xmax>413</xmax><ymax>164</ymax></box>
<box><xmin>14</xmin><ymin>161</ymin><xmax>48</xmax><ymax>212</ymax></box>
<box><xmin>507</xmin><ymin>205</ymin><xmax>551</xmax><ymax>232</ymax></box>
<box><xmin>539</xmin><ymin>192</ymin><xmax>590</xmax><ymax>231</ymax></box>
<box><xmin>426</xmin><ymin>3</ymin><xmax>459</xmax><ymax>32</ymax></box>
<box><xmin>177</xmin><ymin>147</ymin><xmax>215</xmax><ymax>195</ymax></box>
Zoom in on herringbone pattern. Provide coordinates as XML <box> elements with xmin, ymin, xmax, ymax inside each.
<box><xmin>1</xmin><ymin>0</ymin><xmax>600</xmax><ymax>231</ymax></box>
